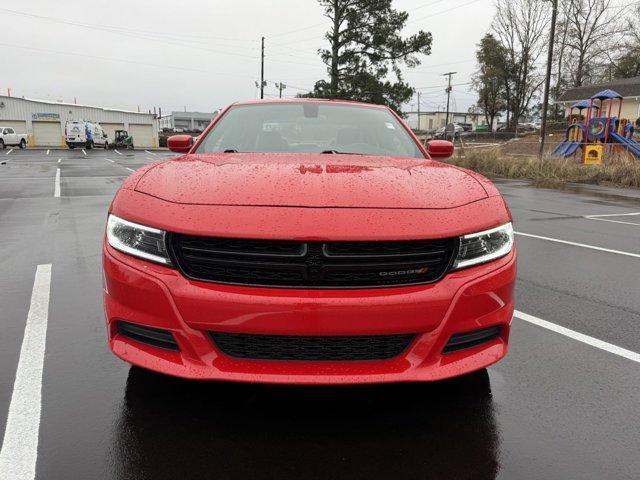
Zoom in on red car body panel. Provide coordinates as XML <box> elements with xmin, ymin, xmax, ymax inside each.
<box><xmin>110</xmin><ymin>189</ymin><xmax>509</xmax><ymax>241</ymax></box>
<box><xmin>103</xmin><ymin>99</ymin><xmax>517</xmax><ymax>384</ymax></box>
<box><xmin>134</xmin><ymin>154</ymin><xmax>488</xmax><ymax>209</ymax></box>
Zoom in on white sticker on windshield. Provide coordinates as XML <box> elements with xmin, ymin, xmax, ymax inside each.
<box><xmin>385</xmin><ymin>122</ymin><xmax>395</xmax><ymax>129</ymax></box>
<box><xmin>263</xmin><ymin>122</ymin><xmax>281</xmax><ymax>131</ymax></box>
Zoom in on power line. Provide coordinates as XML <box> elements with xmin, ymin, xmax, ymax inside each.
<box><xmin>406</xmin><ymin>0</ymin><xmax>450</xmax><ymax>13</ymax></box>
<box><xmin>266</xmin><ymin>0</ymin><xmax>449</xmax><ymax>45</ymax></box>
<box><xmin>414</xmin><ymin>81</ymin><xmax>472</xmax><ymax>90</ymax></box>
<box><xmin>408</xmin><ymin>0</ymin><xmax>484</xmax><ymax>24</ymax></box>
<box><xmin>268</xmin><ymin>22</ymin><xmax>327</xmax><ymax>38</ymax></box>
<box><xmin>0</xmin><ymin>7</ymin><xmax>257</xmax><ymax>45</ymax></box>
<box><xmin>265</xmin><ymin>81</ymin><xmax>313</xmax><ymax>92</ymax></box>
<box><xmin>271</xmin><ymin>0</ymin><xmax>486</xmax><ymax>49</ymax></box>
<box><xmin>0</xmin><ymin>7</ymin><xmax>324</xmax><ymax>69</ymax></box>
<box><xmin>0</xmin><ymin>41</ymin><xmax>257</xmax><ymax>79</ymax></box>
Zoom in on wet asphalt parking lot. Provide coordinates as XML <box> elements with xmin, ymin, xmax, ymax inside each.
<box><xmin>1</xmin><ymin>147</ymin><xmax>639</xmax><ymax>480</ymax></box>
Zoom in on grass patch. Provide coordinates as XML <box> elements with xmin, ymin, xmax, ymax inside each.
<box><xmin>444</xmin><ymin>149</ymin><xmax>640</xmax><ymax>189</ymax></box>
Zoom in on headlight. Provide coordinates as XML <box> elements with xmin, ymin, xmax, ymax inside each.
<box><xmin>453</xmin><ymin>222</ymin><xmax>514</xmax><ymax>269</ymax></box>
<box><xmin>106</xmin><ymin>214</ymin><xmax>171</xmax><ymax>265</ymax></box>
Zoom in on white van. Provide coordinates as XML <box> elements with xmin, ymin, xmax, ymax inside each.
<box><xmin>65</xmin><ymin>121</ymin><xmax>109</xmax><ymax>149</ymax></box>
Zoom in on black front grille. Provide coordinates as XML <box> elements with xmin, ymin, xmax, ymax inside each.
<box><xmin>210</xmin><ymin>332</ymin><xmax>416</xmax><ymax>361</ymax></box>
<box><xmin>442</xmin><ymin>326</ymin><xmax>502</xmax><ymax>354</ymax></box>
<box><xmin>170</xmin><ymin>235</ymin><xmax>456</xmax><ymax>288</ymax></box>
<box><xmin>117</xmin><ymin>321</ymin><xmax>179</xmax><ymax>351</ymax></box>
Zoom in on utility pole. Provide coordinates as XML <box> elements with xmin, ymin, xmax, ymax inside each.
<box><xmin>260</xmin><ymin>36</ymin><xmax>265</xmax><ymax>100</ymax></box>
<box><xmin>443</xmin><ymin>72</ymin><xmax>456</xmax><ymax>139</ymax></box>
<box><xmin>275</xmin><ymin>82</ymin><xmax>286</xmax><ymax>98</ymax></box>
<box><xmin>539</xmin><ymin>0</ymin><xmax>558</xmax><ymax>158</ymax></box>
<box><xmin>416</xmin><ymin>92</ymin><xmax>421</xmax><ymax>130</ymax></box>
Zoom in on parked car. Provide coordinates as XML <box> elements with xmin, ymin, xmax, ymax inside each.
<box><xmin>434</xmin><ymin>123</ymin><xmax>465</xmax><ymax>139</ymax></box>
<box><xmin>103</xmin><ymin>99</ymin><xmax>516</xmax><ymax>384</ymax></box>
<box><xmin>0</xmin><ymin>127</ymin><xmax>28</xmax><ymax>149</ymax></box>
<box><xmin>65</xmin><ymin>120</ymin><xmax>108</xmax><ymax>149</ymax></box>
<box><xmin>518</xmin><ymin>122</ymin><xmax>538</xmax><ymax>131</ymax></box>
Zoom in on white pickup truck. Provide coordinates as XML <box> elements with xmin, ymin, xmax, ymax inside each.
<box><xmin>0</xmin><ymin>127</ymin><xmax>28</xmax><ymax>149</ymax></box>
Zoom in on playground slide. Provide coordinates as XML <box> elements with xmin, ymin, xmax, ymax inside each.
<box><xmin>609</xmin><ymin>132</ymin><xmax>640</xmax><ymax>158</ymax></box>
<box><xmin>552</xmin><ymin>140</ymin><xmax>581</xmax><ymax>157</ymax></box>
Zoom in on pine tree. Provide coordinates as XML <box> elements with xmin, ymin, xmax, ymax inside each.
<box><xmin>305</xmin><ymin>0</ymin><xmax>432</xmax><ymax>113</ymax></box>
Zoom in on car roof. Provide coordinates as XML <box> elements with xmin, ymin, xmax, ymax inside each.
<box><xmin>231</xmin><ymin>98</ymin><xmax>388</xmax><ymax>109</ymax></box>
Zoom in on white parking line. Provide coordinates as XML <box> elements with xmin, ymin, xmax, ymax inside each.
<box><xmin>114</xmin><ymin>149</ymin><xmax>122</xmax><ymax>156</ymax></box>
<box><xmin>81</xmin><ymin>149</ymin><xmax>87</xmax><ymax>156</ymax></box>
<box><xmin>54</xmin><ymin>168</ymin><xmax>60</xmax><ymax>197</ymax></box>
<box><xmin>46</xmin><ymin>149</ymin><xmax>50</xmax><ymax>155</ymax></box>
<box><xmin>57</xmin><ymin>158</ymin><xmax>61</xmax><ymax>164</ymax></box>
<box><xmin>515</xmin><ymin>310</ymin><xmax>640</xmax><ymax>364</ymax></box>
<box><xmin>583</xmin><ymin>212</ymin><xmax>640</xmax><ymax>227</ymax></box>
<box><xmin>6</xmin><ymin>149</ymin><xmax>13</xmax><ymax>155</ymax></box>
<box><xmin>145</xmin><ymin>150</ymin><xmax>157</xmax><ymax>156</ymax></box>
<box><xmin>587</xmin><ymin>217</ymin><xmax>640</xmax><ymax>226</ymax></box>
<box><xmin>105</xmin><ymin>158</ymin><xmax>115</xmax><ymax>163</ymax></box>
<box><xmin>125</xmin><ymin>167</ymin><xmax>134</xmax><ymax>172</ymax></box>
<box><xmin>0</xmin><ymin>264</ymin><xmax>52</xmax><ymax>480</ymax></box>
<box><xmin>515</xmin><ymin>231</ymin><xmax>640</xmax><ymax>258</ymax></box>
<box><xmin>585</xmin><ymin>212</ymin><xmax>640</xmax><ymax>218</ymax></box>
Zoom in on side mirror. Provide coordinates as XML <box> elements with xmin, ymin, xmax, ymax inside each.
<box><xmin>168</xmin><ymin>135</ymin><xmax>194</xmax><ymax>153</ymax></box>
<box><xmin>426</xmin><ymin>140</ymin><xmax>454</xmax><ymax>159</ymax></box>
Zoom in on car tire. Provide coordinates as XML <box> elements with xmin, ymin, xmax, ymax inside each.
<box><xmin>0</xmin><ymin>140</ymin><xmax>4</xmax><ymax>149</ymax></box>
<box><xmin>69</xmin><ymin>145</ymin><xmax>75</xmax><ymax>150</ymax></box>
<box><xmin>104</xmin><ymin>142</ymin><xmax>109</xmax><ymax>150</ymax></box>
<box><xmin>19</xmin><ymin>139</ymin><xmax>26</xmax><ymax>149</ymax></box>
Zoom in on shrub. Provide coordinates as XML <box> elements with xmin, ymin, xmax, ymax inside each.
<box><xmin>443</xmin><ymin>149</ymin><xmax>640</xmax><ymax>189</ymax></box>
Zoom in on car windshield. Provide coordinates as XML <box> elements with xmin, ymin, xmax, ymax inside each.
<box><xmin>196</xmin><ymin>103</ymin><xmax>424</xmax><ymax>158</ymax></box>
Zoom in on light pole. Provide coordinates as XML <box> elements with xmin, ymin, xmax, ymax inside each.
<box><xmin>260</xmin><ymin>36</ymin><xmax>265</xmax><ymax>99</ymax></box>
<box><xmin>443</xmin><ymin>72</ymin><xmax>456</xmax><ymax>140</ymax></box>
<box><xmin>275</xmin><ymin>83</ymin><xmax>287</xmax><ymax>98</ymax></box>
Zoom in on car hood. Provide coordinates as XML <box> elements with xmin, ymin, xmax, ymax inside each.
<box><xmin>134</xmin><ymin>153</ymin><xmax>487</xmax><ymax>209</ymax></box>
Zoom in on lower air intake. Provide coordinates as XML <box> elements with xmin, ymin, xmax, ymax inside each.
<box><xmin>117</xmin><ymin>321</ymin><xmax>179</xmax><ymax>351</ymax></box>
<box><xmin>210</xmin><ymin>332</ymin><xmax>416</xmax><ymax>361</ymax></box>
<box><xmin>442</xmin><ymin>325</ymin><xmax>502</xmax><ymax>354</ymax></box>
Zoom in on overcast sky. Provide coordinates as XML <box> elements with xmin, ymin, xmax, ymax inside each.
<box><xmin>1</xmin><ymin>0</ymin><xmax>495</xmax><ymax>114</ymax></box>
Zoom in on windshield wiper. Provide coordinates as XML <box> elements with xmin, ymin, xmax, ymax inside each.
<box><xmin>320</xmin><ymin>150</ymin><xmax>364</xmax><ymax>155</ymax></box>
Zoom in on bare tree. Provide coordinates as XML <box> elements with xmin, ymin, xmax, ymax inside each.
<box><xmin>491</xmin><ymin>0</ymin><xmax>549</xmax><ymax>129</ymax></box>
<box><xmin>563</xmin><ymin>0</ymin><xmax>625</xmax><ymax>86</ymax></box>
<box><xmin>611</xmin><ymin>5</ymin><xmax>640</xmax><ymax>78</ymax></box>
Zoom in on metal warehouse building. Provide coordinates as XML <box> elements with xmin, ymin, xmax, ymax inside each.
<box><xmin>0</xmin><ymin>95</ymin><xmax>159</xmax><ymax>148</ymax></box>
<box><xmin>159</xmin><ymin>111</ymin><xmax>217</xmax><ymax>132</ymax></box>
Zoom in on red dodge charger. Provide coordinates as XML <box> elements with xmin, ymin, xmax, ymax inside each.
<box><xmin>103</xmin><ymin>99</ymin><xmax>516</xmax><ymax>384</ymax></box>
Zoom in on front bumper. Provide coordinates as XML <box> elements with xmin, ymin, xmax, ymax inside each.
<box><xmin>66</xmin><ymin>140</ymin><xmax>88</xmax><ymax>147</ymax></box>
<box><xmin>103</xmin><ymin>243</ymin><xmax>516</xmax><ymax>384</ymax></box>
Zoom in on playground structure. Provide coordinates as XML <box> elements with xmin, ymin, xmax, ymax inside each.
<box><xmin>553</xmin><ymin>89</ymin><xmax>640</xmax><ymax>163</ymax></box>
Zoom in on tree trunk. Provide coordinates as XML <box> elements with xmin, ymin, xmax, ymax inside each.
<box><xmin>330</xmin><ymin>0</ymin><xmax>341</xmax><ymax>94</ymax></box>
<box><xmin>554</xmin><ymin>18</ymin><xmax>568</xmax><ymax>119</ymax></box>
<box><xmin>575</xmin><ymin>53</ymin><xmax>585</xmax><ymax>87</ymax></box>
